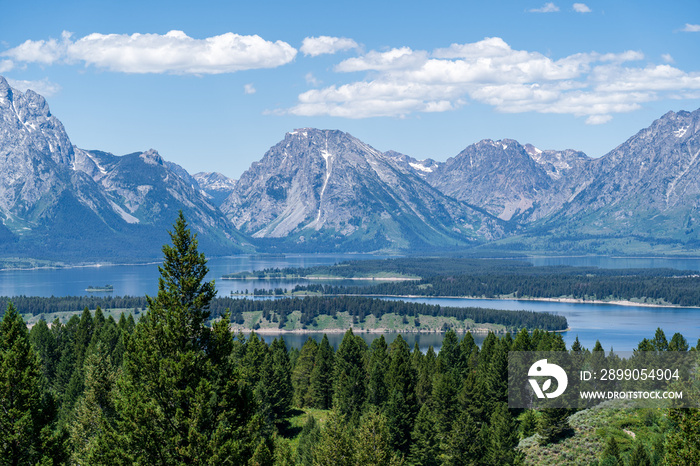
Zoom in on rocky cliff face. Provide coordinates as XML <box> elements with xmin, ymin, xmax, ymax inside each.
<box><xmin>0</xmin><ymin>76</ymin><xmax>248</xmax><ymax>261</ymax></box>
<box><xmin>221</xmin><ymin>128</ymin><xmax>504</xmax><ymax>250</ymax></box>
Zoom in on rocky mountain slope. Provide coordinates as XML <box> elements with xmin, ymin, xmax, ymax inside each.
<box><xmin>220</xmin><ymin>128</ymin><xmax>505</xmax><ymax>251</ymax></box>
<box><xmin>0</xmin><ymin>77</ymin><xmax>248</xmax><ymax>261</ymax></box>
<box><xmin>425</xmin><ymin>139</ymin><xmax>592</xmax><ymax>223</ymax></box>
<box><xmin>4</xmin><ymin>73</ymin><xmax>700</xmax><ymax>260</ymax></box>
<box><xmin>537</xmin><ymin>109</ymin><xmax>700</xmax><ymax>249</ymax></box>
<box><xmin>193</xmin><ymin>171</ymin><xmax>237</xmax><ymax>206</ymax></box>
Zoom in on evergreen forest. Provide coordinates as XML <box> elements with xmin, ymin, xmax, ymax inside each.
<box><xmin>1</xmin><ymin>214</ymin><xmax>699</xmax><ymax>465</ymax></box>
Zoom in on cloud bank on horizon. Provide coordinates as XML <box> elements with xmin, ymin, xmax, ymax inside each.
<box><xmin>2</xmin><ymin>21</ymin><xmax>700</xmax><ymax>127</ymax></box>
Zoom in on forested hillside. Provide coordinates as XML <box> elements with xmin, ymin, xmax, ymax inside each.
<box><xmin>1</xmin><ymin>215</ymin><xmax>698</xmax><ymax>465</ymax></box>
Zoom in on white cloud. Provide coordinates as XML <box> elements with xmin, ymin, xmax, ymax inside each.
<box><xmin>284</xmin><ymin>37</ymin><xmax>700</xmax><ymax>123</ymax></box>
<box><xmin>0</xmin><ymin>59</ymin><xmax>13</xmax><ymax>73</ymax></box>
<box><xmin>6</xmin><ymin>78</ymin><xmax>61</xmax><ymax>96</ymax></box>
<box><xmin>244</xmin><ymin>83</ymin><xmax>256</xmax><ymax>94</ymax></box>
<box><xmin>662</xmin><ymin>54</ymin><xmax>674</xmax><ymax>63</ymax></box>
<box><xmin>529</xmin><ymin>2</ymin><xmax>560</xmax><ymax>13</ymax></box>
<box><xmin>305</xmin><ymin>72</ymin><xmax>321</xmax><ymax>86</ymax></box>
<box><xmin>586</xmin><ymin>115</ymin><xmax>613</xmax><ymax>124</ymax></box>
<box><xmin>335</xmin><ymin>47</ymin><xmax>428</xmax><ymax>72</ymax></box>
<box><xmin>573</xmin><ymin>3</ymin><xmax>591</xmax><ymax>13</ymax></box>
<box><xmin>300</xmin><ymin>36</ymin><xmax>358</xmax><ymax>56</ymax></box>
<box><xmin>682</xmin><ymin>24</ymin><xmax>700</xmax><ymax>32</ymax></box>
<box><xmin>3</xmin><ymin>30</ymin><xmax>297</xmax><ymax>74</ymax></box>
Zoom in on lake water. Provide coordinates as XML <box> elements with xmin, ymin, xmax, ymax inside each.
<box><xmin>0</xmin><ymin>254</ymin><xmax>386</xmax><ymax>298</ymax></box>
<box><xmin>3</xmin><ymin>254</ymin><xmax>700</xmax><ymax>351</ymax></box>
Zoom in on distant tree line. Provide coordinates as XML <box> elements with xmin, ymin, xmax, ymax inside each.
<box><xmin>286</xmin><ymin>259</ymin><xmax>700</xmax><ymax>306</ymax></box>
<box><xmin>0</xmin><ymin>295</ymin><xmax>568</xmax><ymax>332</ymax></box>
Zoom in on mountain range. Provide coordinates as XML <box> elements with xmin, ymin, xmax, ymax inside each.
<box><xmin>1</xmin><ymin>74</ymin><xmax>699</xmax><ymax>262</ymax></box>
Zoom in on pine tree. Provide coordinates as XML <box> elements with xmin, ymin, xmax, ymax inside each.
<box><xmin>652</xmin><ymin>328</ymin><xmax>668</xmax><ymax>352</ymax></box>
<box><xmin>366</xmin><ymin>335</ymin><xmax>389</xmax><ymax>407</ymax></box>
<box><xmin>309</xmin><ymin>334</ymin><xmax>334</xmax><ymax>410</ymax></box>
<box><xmin>436</xmin><ymin>329</ymin><xmax>461</xmax><ymax>374</ymax></box>
<box><xmin>443</xmin><ymin>410</ymin><xmax>481</xmax><ymax>466</ymax></box>
<box><xmin>538</xmin><ymin>408</ymin><xmax>572</xmax><ymax>444</ymax></box>
<box><xmin>571</xmin><ymin>335</ymin><xmax>583</xmax><ymax>353</ymax></box>
<box><xmin>415</xmin><ymin>346</ymin><xmax>436</xmax><ymax>407</ymax></box>
<box><xmin>459</xmin><ymin>331</ymin><xmax>479</xmax><ymax>373</ymax></box>
<box><xmin>0</xmin><ymin>303</ymin><xmax>52</xmax><ymax>464</ymax></box>
<box><xmin>600</xmin><ymin>437</ymin><xmax>622</xmax><ymax>466</ymax></box>
<box><xmin>297</xmin><ymin>415</ymin><xmax>321</xmax><ymax>466</ymax></box>
<box><xmin>69</xmin><ymin>343</ymin><xmax>122</xmax><ymax>465</ymax></box>
<box><xmin>385</xmin><ymin>335</ymin><xmax>417</xmax><ymax>454</ymax></box>
<box><xmin>628</xmin><ymin>442</ymin><xmax>652</xmax><ymax>466</ymax></box>
<box><xmin>313</xmin><ymin>412</ymin><xmax>354</xmax><ymax>466</ymax></box>
<box><xmin>292</xmin><ymin>338</ymin><xmax>318</xmax><ymax>407</ymax></box>
<box><xmin>273</xmin><ymin>435</ymin><xmax>295</xmax><ymax>466</ymax></box>
<box><xmin>664</xmin><ymin>408</ymin><xmax>700</xmax><ymax>465</ymax></box>
<box><xmin>354</xmin><ymin>409</ymin><xmax>403</xmax><ymax>466</ymax></box>
<box><xmin>520</xmin><ymin>409</ymin><xmax>538</xmax><ymax>438</ymax></box>
<box><xmin>511</xmin><ymin>328</ymin><xmax>532</xmax><ymax>352</ymax></box>
<box><xmin>258</xmin><ymin>338</ymin><xmax>293</xmax><ymax>427</ymax></box>
<box><xmin>333</xmin><ymin>329</ymin><xmax>367</xmax><ymax>420</ymax></box>
<box><xmin>249</xmin><ymin>438</ymin><xmax>274</xmax><ymax>466</ymax></box>
<box><xmin>29</xmin><ymin>319</ymin><xmax>58</xmax><ymax>385</ymax></box>
<box><xmin>485</xmin><ymin>338</ymin><xmax>509</xmax><ymax>409</ymax></box>
<box><xmin>487</xmin><ymin>403</ymin><xmax>522</xmax><ymax>465</ymax></box>
<box><xmin>115</xmin><ymin>212</ymin><xmax>259</xmax><ymax>464</ymax></box>
<box><xmin>409</xmin><ymin>403</ymin><xmax>441</xmax><ymax>466</ymax></box>
<box><xmin>668</xmin><ymin>333</ymin><xmax>689</xmax><ymax>352</ymax></box>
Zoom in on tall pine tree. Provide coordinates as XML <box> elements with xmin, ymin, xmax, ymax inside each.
<box><xmin>115</xmin><ymin>212</ymin><xmax>260</xmax><ymax>464</ymax></box>
<box><xmin>0</xmin><ymin>303</ymin><xmax>55</xmax><ymax>464</ymax></box>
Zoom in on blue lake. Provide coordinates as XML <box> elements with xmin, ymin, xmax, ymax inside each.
<box><xmin>3</xmin><ymin>254</ymin><xmax>700</xmax><ymax>351</ymax></box>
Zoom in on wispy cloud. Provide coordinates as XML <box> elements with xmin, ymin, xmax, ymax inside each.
<box><xmin>662</xmin><ymin>54</ymin><xmax>674</xmax><ymax>64</ymax></box>
<box><xmin>573</xmin><ymin>3</ymin><xmax>591</xmax><ymax>13</ymax></box>
<box><xmin>586</xmin><ymin>115</ymin><xmax>612</xmax><ymax>124</ymax></box>
<box><xmin>529</xmin><ymin>2</ymin><xmax>560</xmax><ymax>13</ymax></box>
<box><xmin>6</xmin><ymin>78</ymin><xmax>61</xmax><ymax>96</ymax></box>
<box><xmin>305</xmin><ymin>72</ymin><xmax>321</xmax><ymax>86</ymax></box>
<box><xmin>300</xmin><ymin>36</ymin><xmax>358</xmax><ymax>57</ymax></box>
<box><xmin>244</xmin><ymin>83</ymin><xmax>256</xmax><ymax>94</ymax></box>
<box><xmin>284</xmin><ymin>37</ymin><xmax>700</xmax><ymax>125</ymax></box>
<box><xmin>0</xmin><ymin>59</ymin><xmax>13</xmax><ymax>73</ymax></box>
<box><xmin>2</xmin><ymin>30</ymin><xmax>297</xmax><ymax>74</ymax></box>
<box><xmin>681</xmin><ymin>23</ymin><xmax>700</xmax><ymax>32</ymax></box>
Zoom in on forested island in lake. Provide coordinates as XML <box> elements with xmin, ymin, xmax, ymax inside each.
<box><xmin>255</xmin><ymin>258</ymin><xmax>700</xmax><ymax>307</ymax></box>
<box><xmin>85</xmin><ymin>284</ymin><xmax>114</xmax><ymax>292</ymax></box>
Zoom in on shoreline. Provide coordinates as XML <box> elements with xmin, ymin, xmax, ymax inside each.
<box><xmin>236</xmin><ymin>327</ymin><xmax>506</xmax><ymax>335</ymax></box>
<box><xmin>222</xmin><ymin>275</ymin><xmax>419</xmax><ymax>281</ymax></box>
<box><xmin>232</xmin><ymin>325</ymin><xmax>573</xmax><ymax>335</ymax></box>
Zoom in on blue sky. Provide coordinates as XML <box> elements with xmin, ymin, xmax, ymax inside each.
<box><xmin>1</xmin><ymin>0</ymin><xmax>699</xmax><ymax>178</ymax></box>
